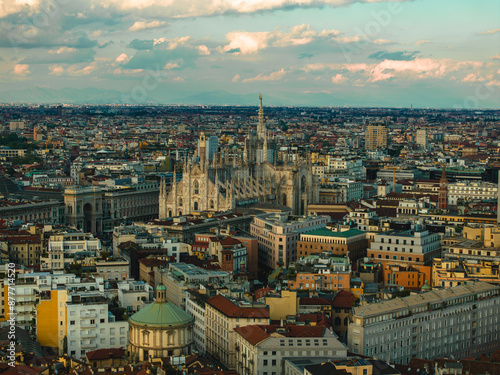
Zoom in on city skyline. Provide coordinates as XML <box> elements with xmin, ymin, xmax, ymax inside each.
<box><xmin>0</xmin><ymin>0</ymin><xmax>499</xmax><ymax>107</ymax></box>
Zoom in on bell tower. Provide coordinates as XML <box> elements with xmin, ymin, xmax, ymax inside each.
<box><xmin>438</xmin><ymin>167</ymin><xmax>448</xmax><ymax>211</ymax></box>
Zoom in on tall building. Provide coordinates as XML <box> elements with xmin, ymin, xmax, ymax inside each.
<box><xmin>250</xmin><ymin>213</ymin><xmax>330</xmax><ymax>268</ymax></box>
<box><xmin>348</xmin><ymin>281</ymin><xmax>500</xmax><ymax>365</ymax></box>
<box><xmin>365</xmin><ymin>124</ymin><xmax>387</xmax><ymax>150</ymax></box>
<box><xmin>438</xmin><ymin>167</ymin><xmax>448</xmax><ymax>210</ymax></box>
<box><xmin>159</xmin><ymin>95</ymin><xmax>319</xmax><ymax>218</ymax></box>
<box><xmin>416</xmin><ymin>128</ymin><xmax>428</xmax><ymax>150</ymax></box>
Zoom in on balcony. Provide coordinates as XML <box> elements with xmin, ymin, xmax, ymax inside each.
<box><xmin>81</xmin><ymin>341</ymin><xmax>97</xmax><ymax>349</ymax></box>
<box><xmin>80</xmin><ymin>311</ymin><xmax>96</xmax><ymax>319</ymax></box>
<box><xmin>80</xmin><ymin>322</ymin><xmax>96</xmax><ymax>328</ymax></box>
<box><xmin>81</xmin><ymin>331</ymin><xmax>97</xmax><ymax>339</ymax></box>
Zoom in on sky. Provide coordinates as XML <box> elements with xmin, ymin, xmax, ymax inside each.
<box><xmin>0</xmin><ymin>0</ymin><xmax>499</xmax><ymax>107</ymax></box>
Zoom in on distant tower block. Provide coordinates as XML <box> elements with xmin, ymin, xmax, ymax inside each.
<box><xmin>438</xmin><ymin>167</ymin><xmax>448</xmax><ymax>211</ymax></box>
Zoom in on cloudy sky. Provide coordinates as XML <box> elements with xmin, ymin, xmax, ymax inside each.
<box><xmin>0</xmin><ymin>0</ymin><xmax>499</xmax><ymax>107</ymax></box>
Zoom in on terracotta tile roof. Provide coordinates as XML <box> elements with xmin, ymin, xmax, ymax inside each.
<box><xmin>220</xmin><ymin>237</ymin><xmax>242</xmax><ymax>246</ymax></box>
<box><xmin>138</xmin><ymin>257</ymin><xmax>167</xmax><ymax>267</ymax></box>
<box><xmin>86</xmin><ymin>347</ymin><xmax>125</xmax><ymax>360</ymax></box>
<box><xmin>206</xmin><ymin>294</ymin><xmax>269</xmax><ymax>318</ymax></box>
<box><xmin>299</xmin><ymin>297</ymin><xmax>332</xmax><ymax>306</ymax></box>
<box><xmin>235</xmin><ymin>324</ymin><xmax>325</xmax><ymax>346</ymax></box>
<box><xmin>332</xmin><ymin>291</ymin><xmax>355</xmax><ymax>309</ymax></box>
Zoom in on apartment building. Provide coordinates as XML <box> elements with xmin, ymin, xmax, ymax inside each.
<box><xmin>448</xmin><ymin>181</ymin><xmax>497</xmax><ymax>206</ymax></box>
<box><xmin>432</xmin><ymin>258</ymin><xmax>500</xmax><ymax>288</ymax></box>
<box><xmin>0</xmin><ymin>200</ymin><xmax>65</xmax><ymax>226</ymax></box>
<box><xmin>205</xmin><ymin>294</ymin><xmax>270</xmax><ymax>370</ymax></box>
<box><xmin>235</xmin><ymin>324</ymin><xmax>348</xmax><ymax>375</ymax></box>
<box><xmin>383</xmin><ymin>264</ymin><xmax>432</xmax><ymax>290</ymax></box>
<box><xmin>117</xmin><ymin>280</ymin><xmax>152</xmax><ymax>313</ymax></box>
<box><xmin>1</xmin><ymin>233</ymin><xmax>42</xmax><ymax>266</ymax></box>
<box><xmin>185</xmin><ymin>289</ymin><xmax>211</xmax><ymax>354</ymax></box>
<box><xmin>41</xmin><ymin>232</ymin><xmax>101</xmax><ymax>271</ymax></box>
<box><xmin>297</xmin><ymin>228</ymin><xmax>367</xmax><ymax>261</ymax></box>
<box><xmin>250</xmin><ymin>213</ymin><xmax>330</xmax><ymax>269</ymax></box>
<box><xmin>367</xmin><ymin>226</ymin><xmax>441</xmax><ymax>266</ymax></box>
<box><xmin>348</xmin><ymin>281</ymin><xmax>500</xmax><ymax>365</ymax></box>
<box><xmin>95</xmin><ymin>259</ymin><xmax>130</xmax><ymax>281</ymax></box>
<box><xmin>365</xmin><ymin>124</ymin><xmax>387</xmax><ymax>150</ymax></box>
<box><xmin>66</xmin><ymin>293</ymin><xmax>129</xmax><ymax>360</ymax></box>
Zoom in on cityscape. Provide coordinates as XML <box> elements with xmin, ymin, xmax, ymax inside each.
<box><xmin>0</xmin><ymin>0</ymin><xmax>500</xmax><ymax>375</ymax></box>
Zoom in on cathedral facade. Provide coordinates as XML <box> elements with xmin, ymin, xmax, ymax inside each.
<box><xmin>159</xmin><ymin>95</ymin><xmax>319</xmax><ymax>218</ymax></box>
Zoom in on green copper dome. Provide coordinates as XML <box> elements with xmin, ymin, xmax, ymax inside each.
<box><xmin>129</xmin><ymin>300</ymin><xmax>194</xmax><ymax>327</ymax></box>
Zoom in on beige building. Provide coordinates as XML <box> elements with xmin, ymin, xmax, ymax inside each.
<box><xmin>348</xmin><ymin>281</ymin><xmax>500</xmax><ymax>365</ymax></box>
<box><xmin>365</xmin><ymin>124</ymin><xmax>387</xmax><ymax>150</ymax></box>
<box><xmin>95</xmin><ymin>259</ymin><xmax>130</xmax><ymax>281</ymax></box>
<box><xmin>250</xmin><ymin>213</ymin><xmax>330</xmax><ymax>269</ymax></box>
<box><xmin>205</xmin><ymin>294</ymin><xmax>270</xmax><ymax>370</ymax></box>
<box><xmin>265</xmin><ymin>290</ymin><xmax>299</xmax><ymax>321</ymax></box>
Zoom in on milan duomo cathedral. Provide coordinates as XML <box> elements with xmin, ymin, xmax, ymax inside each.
<box><xmin>159</xmin><ymin>94</ymin><xmax>319</xmax><ymax>218</ymax></box>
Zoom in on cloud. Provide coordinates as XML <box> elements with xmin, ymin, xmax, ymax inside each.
<box><xmin>164</xmin><ymin>62</ymin><xmax>180</xmax><ymax>69</ymax></box>
<box><xmin>372</xmin><ymin>39</ymin><xmax>392</xmax><ymax>45</ymax></box>
<box><xmin>115</xmin><ymin>53</ymin><xmax>130</xmax><ymax>63</ymax></box>
<box><xmin>479</xmin><ymin>28</ymin><xmax>500</xmax><ymax>35</ymax></box>
<box><xmin>197</xmin><ymin>45</ymin><xmax>210</xmax><ymax>55</ymax></box>
<box><xmin>128</xmin><ymin>39</ymin><xmax>155</xmax><ymax>50</ymax></box>
<box><xmin>129</xmin><ymin>20</ymin><xmax>166</xmax><ymax>32</ymax></box>
<box><xmin>232</xmin><ymin>74</ymin><xmax>240</xmax><ymax>82</ymax></box>
<box><xmin>416</xmin><ymin>39</ymin><xmax>431</xmax><ymax>45</ymax></box>
<box><xmin>490</xmin><ymin>54</ymin><xmax>500</xmax><ymax>60</ymax></box>
<box><xmin>221</xmin><ymin>24</ymin><xmax>340</xmax><ymax>55</ymax></box>
<box><xmin>14</xmin><ymin>64</ymin><xmax>30</xmax><ymax>76</ymax></box>
<box><xmin>49</xmin><ymin>65</ymin><xmax>64</xmax><ymax>75</ymax></box>
<box><xmin>331</xmin><ymin>74</ymin><xmax>347</xmax><ymax>84</ymax></box>
<box><xmin>369</xmin><ymin>50</ymin><xmax>418</xmax><ymax>61</ymax></box>
<box><xmin>242</xmin><ymin>68</ymin><xmax>286</xmax><ymax>82</ymax></box>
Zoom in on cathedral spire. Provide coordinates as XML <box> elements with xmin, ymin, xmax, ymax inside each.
<box><xmin>258</xmin><ymin>93</ymin><xmax>266</xmax><ymax>141</ymax></box>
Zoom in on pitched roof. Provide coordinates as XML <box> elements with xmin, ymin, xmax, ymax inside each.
<box><xmin>234</xmin><ymin>324</ymin><xmax>326</xmax><ymax>346</ymax></box>
<box><xmin>332</xmin><ymin>291</ymin><xmax>355</xmax><ymax>309</ymax></box>
<box><xmin>86</xmin><ymin>348</ymin><xmax>125</xmax><ymax>360</ymax></box>
<box><xmin>206</xmin><ymin>294</ymin><xmax>269</xmax><ymax>318</ymax></box>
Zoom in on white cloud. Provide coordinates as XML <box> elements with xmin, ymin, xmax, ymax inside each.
<box><xmin>334</xmin><ymin>35</ymin><xmax>362</xmax><ymax>43</ymax></box>
<box><xmin>331</xmin><ymin>74</ymin><xmax>347</xmax><ymax>84</ymax></box>
<box><xmin>372</xmin><ymin>39</ymin><xmax>392</xmax><ymax>45</ymax></box>
<box><xmin>490</xmin><ymin>54</ymin><xmax>500</xmax><ymax>60</ymax></box>
<box><xmin>49</xmin><ymin>47</ymin><xmax>77</xmax><ymax>54</ymax></box>
<box><xmin>154</xmin><ymin>36</ymin><xmax>191</xmax><ymax>49</ymax></box>
<box><xmin>129</xmin><ymin>20</ymin><xmax>166</xmax><ymax>32</ymax></box>
<box><xmin>232</xmin><ymin>74</ymin><xmax>240</xmax><ymax>82</ymax></box>
<box><xmin>197</xmin><ymin>45</ymin><xmax>211</xmax><ymax>55</ymax></box>
<box><xmin>14</xmin><ymin>64</ymin><xmax>30</xmax><ymax>76</ymax></box>
<box><xmin>164</xmin><ymin>62</ymin><xmax>179</xmax><ymax>69</ymax></box>
<box><xmin>242</xmin><ymin>68</ymin><xmax>286</xmax><ymax>82</ymax></box>
<box><xmin>479</xmin><ymin>28</ymin><xmax>500</xmax><ymax>35</ymax></box>
<box><xmin>49</xmin><ymin>65</ymin><xmax>64</xmax><ymax>75</ymax></box>
<box><xmin>115</xmin><ymin>53</ymin><xmax>130</xmax><ymax>63</ymax></box>
<box><xmin>221</xmin><ymin>24</ymin><xmax>340</xmax><ymax>55</ymax></box>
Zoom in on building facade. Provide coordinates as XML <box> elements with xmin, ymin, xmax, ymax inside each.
<box><xmin>250</xmin><ymin>213</ymin><xmax>330</xmax><ymax>269</ymax></box>
<box><xmin>348</xmin><ymin>281</ymin><xmax>500</xmax><ymax>365</ymax></box>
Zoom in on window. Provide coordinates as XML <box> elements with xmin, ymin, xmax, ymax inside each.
<box><xmin>264</xmin><ymin>360</ymin><xmax>268</xmax><ymax>366</ymax></box>
<box><xmin>70</xmin><ymin>321</ymin><xmax>75</xmax><ymax>325</ymax></box>
<box><xmin>272</xmin><ymin>360</ymin><xmax>276</xmax><ymax>366</ymax></box>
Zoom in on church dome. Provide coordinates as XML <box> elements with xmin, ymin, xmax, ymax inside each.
<box><xmin>128</xmin><ymin>284</ymin><xmax>193</xmax><ymax>327</ymax></box>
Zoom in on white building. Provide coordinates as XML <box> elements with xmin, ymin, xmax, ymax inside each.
<box><xmin>235</xmin><ymin>324</ymin><xmax>348</xmax><ymax>375</ymax></box>
<box><xmin>348</xmin><ymin>281</ymin><xmax>500</xmax><ymax>365</ymax></box>
<box><xmin>326</xmin><ymin>156</ymin><xmax>364</xmax><ymax>180</ymax></box>
<box><xmin>117</xmin><ymin>280</ymin><xmax>152</xmax><ymax>314</ymax></box>
<box><xmin>41</xmin><ymin>232</ymin><xmax>101</xmax><ymax>271</ymax></box>
<box><xmin>66</xmin><ymin>292</ymin><xmax>129</xmax><ymax>360</ymax></box>
<box><xmin>185</xmin><ymin>289</ymin><xmax>209</xmax><ymax>354</ymax></box>
<box><xmin>448</xmin><ymin>181</ymin><xmax>497</xmax><ymax>205</ymax></box>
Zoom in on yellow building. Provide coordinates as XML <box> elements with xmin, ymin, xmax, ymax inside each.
<box><xmin>432</xmin><ymin>258</ymin><xmax>500</xmax><ymax>288</ymax></box>
<box><xmin>265</xmin><ymin>290</ymin><xmax>298</xmax><ymax>321</ymax></box>
<box><xmin>36</xmin><ymin>289</ymin><xmax>68</xmax><ymax>354</ymax></box>
<box><xmin>311</xmin><ymin>152</ymin><xmax>328</xmax><ymax>165</ymax></box>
